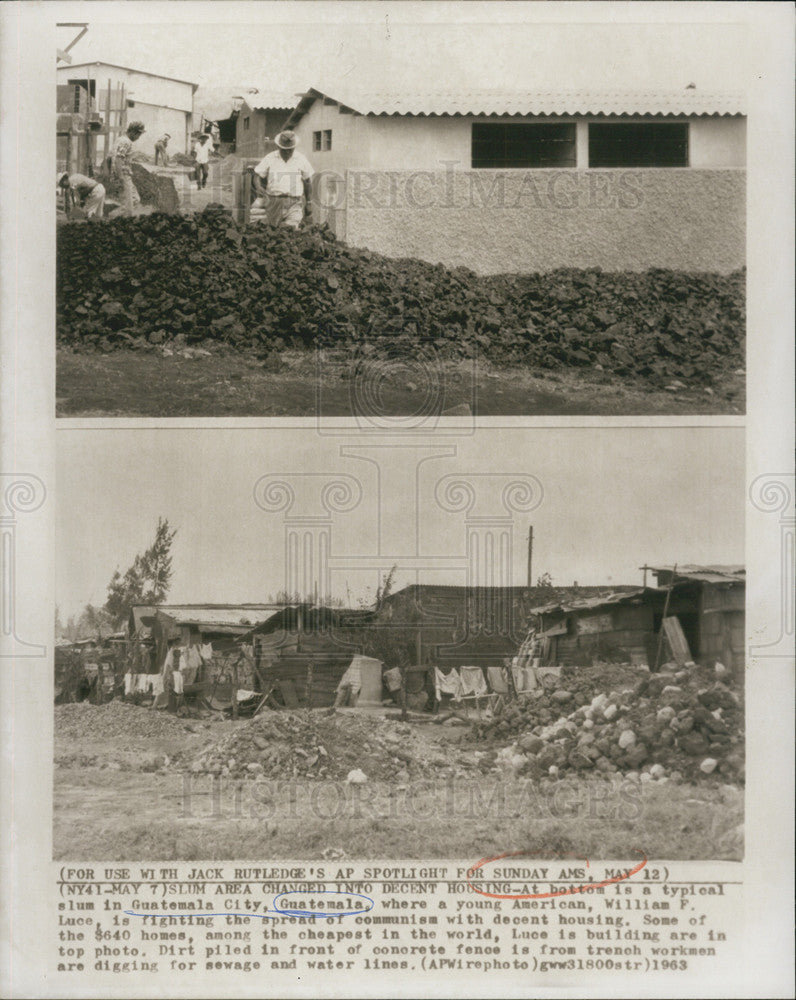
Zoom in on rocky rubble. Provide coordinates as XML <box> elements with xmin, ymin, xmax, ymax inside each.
<box><xmin>477</xmin><ymin>663</ymin><xmax>744</xmax><ymax>784</ymax></box>
<box><xmin>56</xmin><ymin>212</ymin><xmax>744</xmax><ymax>386</ymax></box>
<box><xmin>187</xmin><ymin>709</ymin><xmax>483</xmax><ymax>782</ymax></box>
<box><xmin>54</xmin><ymin>700</ymin><xmax>195</xmax><ymax>743</ymax></box>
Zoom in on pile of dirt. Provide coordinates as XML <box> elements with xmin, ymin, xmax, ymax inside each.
<box><xmin>54</xmin><ymin>700</ymin><xmax>198</xmax><ymax>744</ymax></box>
<box><xmin>93</xmin><ymin>164</ymin><xmax>179</xmax><ymax>214</ymax></box>
<box><xmin>187</xmin><ymin>709</ymin><xmax>483</xmax><ymax>782</ymax></box>
<box><xmin>56</xmin><ymin>212</ymin><xmax>745</xmax><ymax>385</ymax></box>
<box><xmin>478</xmin><ymin>663</ymin><xmax>744</xmax><ymax>783</ymax></box>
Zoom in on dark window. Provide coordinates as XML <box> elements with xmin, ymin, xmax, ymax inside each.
<box><xmin>243</xmin><ymin>116</ymin><xmax>250</xmax><ymax>131</ymax></box>
<box><xmin>472</xmin><ymin>123</ymin><xmax>576</xmax><ymax>168</ymax></box>
<box><xmin>323</xmin><ymin>129</ymin><xmax>332</xmax><ymax>150</ymax></box>
<box><xmin>313</xmin><ymin>130</ymin><xmax>322</xmax><ymax>151</ymax></box>
<box><xmin>127</xmin><ymin>100</ymin><xmax>135</xmax><ymax>108</ymax></box>
<box><xmin>589</xmin><ymin>123</ymin><xmax>689</xmax><ymax>167</ymax></box>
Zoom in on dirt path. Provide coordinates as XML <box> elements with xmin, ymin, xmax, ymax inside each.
<box><xmin>56</xmin><ymin>350</ymin><xmax>744</xmax><ymax>418</ymax></box>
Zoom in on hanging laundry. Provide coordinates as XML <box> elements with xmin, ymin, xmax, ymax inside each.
<box><xmin>172</xmin><ymin>670</ymin><xmax>184</xmax><ymax>695</ymax></box>
<box><xmin>435</xmin><ymin>667</ymin><xmax>463</xmax><ymax>701</ymax></box>
<box><xmin>511</xmin><ymin>662</ymin><xmax>537</xmax><ymax>693</ymax></box>
<box><xmin>383</xmin><ymin>667</ymin><xmax>403</xmax><ymax>693</ymax></box>
<box><xmin>124</xmin><ymin>672</ymin><xmax>134</xmax><ymax>696</ymax></box>
<box><xmin>459</xmin><ymin>665</ymin><xmax>488</xmax><ymax>697</ymax></box>
<box><xmin>486</xmin><ymin>666</ymin><xmax>509</xmax><ymax>694</ymax></box>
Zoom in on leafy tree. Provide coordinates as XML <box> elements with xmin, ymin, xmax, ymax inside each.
<box><xmin>535</xmin><ymin>571</ymin><xmax>555</xmax><ymax>595</ymax></box>
<box><xmin>104</xmin><ymin>518</ymin><xmax>177</xmax><ymax>628</ymax></box>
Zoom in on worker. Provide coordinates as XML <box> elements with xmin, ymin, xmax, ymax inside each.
<box><xmin>192</xmin><ymin>132</ymin><xmax>212</xmax><ymax>189</ymax></box>
<box><xmin>252</xmin><ymin>129</ymin><xmax>314</xmax><ymax>229</ymax></box>
<box><xmin>112</xmin><ymin>120</ymin><xmax>146</xmax><ymax>216</ymax></box>
<box><xmin>154</xmin><ymin>132</ymin><xmax>171</xmax><ymax>166</ymax></box>
<box><xmin>57</xmin><ymin>171</ymin><xmax>106</xmax><ymax>219</ymax></box>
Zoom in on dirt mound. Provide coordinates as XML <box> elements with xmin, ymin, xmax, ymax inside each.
<box><xmin>55</xmin><ymin>700</ymin><xmax>197</xmax><ymax>744</ymax></box>
<box><xmin>478</xmin><ymin>663</ymin><xmax>744</xmax><ymax>784</ymax></box>
<box><xmin>55</xmin><ymin>213</ymin><xmax>744</xmax><ymax>385</ymax></box>
<box><xmin>187</xmin><ymin>709</ymin><xmax>483</xmax><ymax>782</ymax></box>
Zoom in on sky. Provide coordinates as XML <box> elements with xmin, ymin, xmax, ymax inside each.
<box><xmin>54</xmin><ymin>2</ymin><xmax>751</xmax><ymax>105</ymax></box>
<box><xmin>56</xmin><ymin>426</ymin><xmax>745</xmax><ymax>619</ymax></box>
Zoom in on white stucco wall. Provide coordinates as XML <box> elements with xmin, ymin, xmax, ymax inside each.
<box><xmin>293</xmin><ymin>109</ymin><xmax>747</xmax><ymax>172</ymax></box>
<box><xmin>57</xmin><ymin>64</ymin><xmax>196</xmax><ymax>155</ymax></box>
<box><xmin>689</xmin><ymin>117</ymin><xmax>746</xmax><ymax>167</ymax></box>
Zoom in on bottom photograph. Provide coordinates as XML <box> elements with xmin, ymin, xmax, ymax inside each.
<box><xmin>54</xmin><ymin>426</ymin><xmax>744</xmax><ymax>862</ymax></box>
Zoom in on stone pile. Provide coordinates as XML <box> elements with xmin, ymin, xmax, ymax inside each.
<box><xmin>56</xmin><ymin>212</ymin><xmax>744</xmax><ymax>386</ymax></box>
<box><xmin>54</xmin><ymin>700</ymin><xmax>194</xmax><ymax>743</ymax></box>
<box><xmin>186</xmin><ymin>709</ymin><xmax>483</xmax><ymax>783</ymax></box>
<box><xmin>479</xmin><ymin>663</ymin><xmax>744</xmax><ymax>783</ymax></box>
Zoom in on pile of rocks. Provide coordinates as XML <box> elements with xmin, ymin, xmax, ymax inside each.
<box><xmin>187</xmin><ymin>709</ymin><xmax>482</xmax><ymax>783</ymax></box>
<box><xmin>54</xmin><ymin>700</ymin><xmax>197</xmax><ymax>744</ymax></box>
<box><xmin>56</xmin><ymin>211</ymin><xmax>745</xmax><ymax>386</ymax></box>
<box><xmin>480</xmin><ymin>663</ymin><xmax>744</xmax><ymax>783</ymax></box>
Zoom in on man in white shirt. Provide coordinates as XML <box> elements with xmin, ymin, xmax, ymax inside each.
<box><xmin>252</xmin><ymin>129</ymin><xmax>314</xmax><ymax>229</ymax></box>
<box><xmin>193</xmin><ymin>133</ymin><xmax>212</xmax><ymax>189</ymax></box>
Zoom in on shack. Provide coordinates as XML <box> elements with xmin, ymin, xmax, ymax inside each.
<box><xmin>529</xmin><ymin>565</ymin><xmax>745</xmax><ymax>677</ymax></box>
<box><xmin>238</xmin><ymin>604</ymin><xmax>373</xmax><ymax>709</ymax></box>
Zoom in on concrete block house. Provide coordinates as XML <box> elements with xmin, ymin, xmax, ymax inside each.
<box><xmin>283</xmin><ymin>86</ymin><xmax>746</xmax><ymax>273</ymax></box>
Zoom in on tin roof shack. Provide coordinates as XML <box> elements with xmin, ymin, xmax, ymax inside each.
<box><xmin>531</xmin><ymin>566</ymin><xmax>745</xmax><ymax>677</ymax></box>
<box><xmin>648</xmin><ymin>566</ymin><xmax>745</xmax><ymax>677</ymax></box>
<box><xmin>239</xmin><ymin>605</ymin><xmax>373</xmax><ymax>709</ymax></box>
<box><xmin>284</xmin><ymin>86</ymin><xmax>745</xmax><ymax>272</ymax></box>
<box><xmin>128</xmin><ymin>603</ymin><xmax>277</xmax><ymax>687</ymax></box>
<box><xmin>532</xmin><ymin>591</ymin><xmax>656</xmax><ymax>669</ymax></box>
<box><xmin>377</xmin><ymin>583</ymin><xmax>638</xmax><ymax>671</ymax></box>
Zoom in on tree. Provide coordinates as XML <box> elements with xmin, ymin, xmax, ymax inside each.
<box><xmin>104</xmin><ymin>518</ymin><xmax>177</xmax><ymax>628</ymax></box>
<box><xmin>535</xmin><ymin>571</ymin><xmax>555</xmax><ymax>596</ymax></box>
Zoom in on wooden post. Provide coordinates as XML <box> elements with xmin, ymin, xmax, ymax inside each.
<box><xmin>400</xmin><ymin>665</ymin><xmax>407</xmax><ymax>722</ymax></box>
<box><xmin>654</xmin><ymin>563</ymin><xmax>677</xmax><ymax>672</ymax></box>
<box><xmin>231</xmin><ymin>653</ymin><xmax>239</xmax><ymax>720</ymax></box>
<box><xmin>103</xmin><ymin>79</ymin><xmax>111</xmax><ymax>166</ymax></box>
<box><xmin>305</xmin><ymin>660</ymin><xmax>314</xmax><ymax>711</ymax></box>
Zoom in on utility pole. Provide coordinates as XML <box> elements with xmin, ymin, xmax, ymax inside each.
<box><xmin>526</xmin><ymin>526</ymin><xmax>534</xmax><ymax>589</ymax></box>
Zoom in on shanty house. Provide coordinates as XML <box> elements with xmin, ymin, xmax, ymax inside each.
<box><xmin>238</xmin><ymin>605</ymin><xmax>373</xmax><ymax>709</ymax></box>
<box><xmin>378</xmin><ymin>583</ymin><xmax>638</xmax><ymax>669</ymax></box>
<box><xmin>530</xmin><ymin>566</ymin><xmax>745</xmax><ymax>677</ymax></box>
<box><xmin>648</xmin><ymin>565</ymin><xmax>745</xmax><ymax>674</ymax></box>
<box><xmin>56</xmin><ymin>61</ymin><xmax>198</xmax><ymax>158</ymax></box>
<box><xmin>284</xmin><ymin>86</ymin><xmax>745</xmax><ymax>274</ymax></box>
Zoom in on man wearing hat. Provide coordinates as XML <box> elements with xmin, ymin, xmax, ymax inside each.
<box><xmin>192</xmin><ymin>133</ymin><xmax>213</xmax><ymax>190</ymax></box>
<box><xmin>252</xmin><ymin>129</ymin><xmax>314</xmax><ymax>229</ymax></box>
<box><xmin>154</xmin><ymin>132</ymin><xmax>171</xmax><ymax>166</ymax></box>
<box><xmin>112</xmin><ymin>120</ymin><xmax>146</xmax><ymax>216</ymax></box>
<box><xmin>57</xmin><ymin>171</ymin><xmax>106</xmax><ymax>219</ymax></box>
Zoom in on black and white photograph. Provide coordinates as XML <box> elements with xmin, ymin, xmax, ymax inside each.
<box><xmin>54</xmin><ymin>12</ymin><xmax>747</xmax><ymax>418</ymax></box>
<box><xmin>53</xmin><ymin>426</ymin><xmax>745</xmax><ymax>862</ymax></box>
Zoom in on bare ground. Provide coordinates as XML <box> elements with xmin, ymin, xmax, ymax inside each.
<box><xmin>56</xmin><ymin>349</ymin><xmax>745</xmax><ymax>418</ymax></box>
<box><xmin>53</xmin><ymin>708</ymin><xmax>743</xmax><ymax>862</ymax></box>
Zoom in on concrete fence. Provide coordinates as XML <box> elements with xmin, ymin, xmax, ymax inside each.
<box><xmin>313</xmin><ymin>168</ymin><xmax>745</xmax><ymax>274</ymax></box>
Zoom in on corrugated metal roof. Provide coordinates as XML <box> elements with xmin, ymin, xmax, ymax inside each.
<box><xmin>650</xmin><ymin>565</ymin><xmax>745</xmax><ymax>585</ymax></box>
<box><xmin>530</xmin><ymin>589</ymin><xmax>647</xmax><ymax>616</ymax></box>
<box><xmin>58</xmin><ymin>61</ymin><xmax>199</xmax><ymax>90</ymax></box>
<box><xmin>240</xmin><ymin>88</ymin><xmax>298</xmax><ymax>112</ymax></box>
<box><xmin>130</xmin><ymin>603</ymin><xmax>283</xmax><ymax>634</ymax></box>
<box><xmin>288</xmin><ymin>87</ymin><xmax>745</xmax><ymax>123</ymax></box>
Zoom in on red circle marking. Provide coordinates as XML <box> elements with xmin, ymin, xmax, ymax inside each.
<box><xmin>466</xmin><ymin>849</ymin><xmax>647</xmax><ymax>900</ymax></box>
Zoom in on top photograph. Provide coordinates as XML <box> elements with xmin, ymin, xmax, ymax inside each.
<box><xmin>55</xmin><ymin>15</ymin><xmax>746</xmax><ymax>419</ymax></box>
